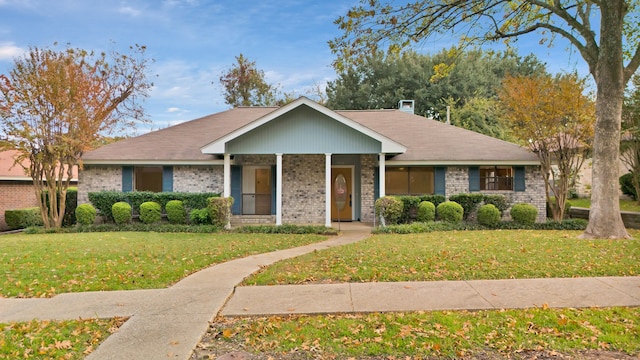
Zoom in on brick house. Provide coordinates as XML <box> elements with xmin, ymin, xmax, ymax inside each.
<box><xmin>80</xmin><ymin>97</ymin><xmax>545</xmax><ymax>226</ymax></box>
<box><xmin>0</xmin><ymin>150</ymin><xmax>78</xmax><ymax>230</ymax></box>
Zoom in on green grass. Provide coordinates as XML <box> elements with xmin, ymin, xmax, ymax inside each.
<box><xmin>0</xmin><ymin>317</ymin><xmax>123</xmax><ymax>359</ymax></box>
<box><xmin>244</xmin><ymin>230</ymin><xmax>640</xmax><ymax>285</ymax></box>
<box><xmin>217</xmin><ymin>307</ymin><xmax>640</xmax><ymax>358</ymax></box>
<box><xmin>570</xmin><ymin>197</ymin><xmax>640</xmax><ymax>212</ymax></box>
<box><xmin>0</xmin><ymin>232</ymin><xmax>328</xmax><ymax>298</ymax></box>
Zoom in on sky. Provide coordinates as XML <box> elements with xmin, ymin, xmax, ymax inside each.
<box><xmin>0</xmin><ymin>0</ymin><xmax>589</xmax><ymax>134</ymax></box>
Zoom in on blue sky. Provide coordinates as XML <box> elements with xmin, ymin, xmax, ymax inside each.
<box><xmin>0</xmin><ymin>0</ymin><xmax>588</xmax><ymax>133</ymax></box>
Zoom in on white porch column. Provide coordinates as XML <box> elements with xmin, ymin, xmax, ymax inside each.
<box><xmin>276</xmin><ymin>153</ymin><xmax>283</xmax><ymax>226</ymax></box>
<box><xmin>379</xmin><ymin>153</ymin><xmax>386</xmax><ymax>198</ymax></box>
<box><xmin>223</xmin><ymin>153</ymin><xmax>231</xmax><ymax>198</ymax></box>
<box><xmin>325</xmin><ymin>153</ymin><xmax>332</xmax><ymax>228</ymax></box>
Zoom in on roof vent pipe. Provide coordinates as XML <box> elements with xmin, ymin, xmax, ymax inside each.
<box><xmin>398</xmin><ymin>100</ymin><xmax>414</xmax><ymax>114</ymax></box>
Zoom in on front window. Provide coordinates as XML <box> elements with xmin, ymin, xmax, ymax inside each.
<box><xmin>480</xmin><ymin>166</ymin><xmax>513</xmax><ymax>190</ymax></box>
<box><xmin>135</xmin><ymin>166</ymin><xmax>163</xmax><ymax>192</ymax></box>
<box><xmin>385</xmin><ymin>167</ymin><xmax>434</xmax><ymax>195</ymax></box>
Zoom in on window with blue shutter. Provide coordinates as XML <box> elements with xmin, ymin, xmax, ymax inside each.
<box><xmin>434</xmin><ymin>167</ymin><xmax>446</xmax><ymax>195</ymax></box>
<box><xmin>514</xmin><ymin>166</ymin><xmax>526</xmax><ymax>192</ymax></box>
<box><xmin>162</xmin><ymin>166</ymin><xmax>173</xmax><ymax>192</ymax></box>
<box><xmin>122</xmin><ymin>166</ymin><xmax>133</xmax><ymax>192</ymax></box>
<box><xmin>230</xmin><ymin>165</ymin><xmax>242</xmax><ymax>215</ymax></box>
<box><xmin>373</xmin><ymin>167</ymin><xmax>379</xmax><ymax>200</ymax></box>
<box><xmin>469</xmin><ymin>166</ymin><xmax>480</xmax><ymax>192</ymax></box>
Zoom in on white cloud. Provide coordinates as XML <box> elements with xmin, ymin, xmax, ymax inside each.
<box><xmin>0</xmin><ymin>42</ymin><xmax>24</xmax><ymax>60</ymax></box>
<box><xmin>118</xmin><ymin>6</ymin><xmax>141</xmax><ymax>17</ymax></box>
<box><xmin>167</xmin><ymin>107</ymin><xmax>181</xmax><ymax>113</ymax></box>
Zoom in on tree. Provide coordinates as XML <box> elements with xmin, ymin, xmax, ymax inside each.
<box><xmin>620</xmin><ymin>74</ymin><xmax>640</xmax><ymax>201</ymax></box>
<box><xmin>443</xmin><ymin>95</ymin><xmax>514</xmax><ymax>141</ymax></box>
<box><xmin>219</xmin><ymin>54</ymin><xmax>277</xmax><ymax>107</ymax></box>
<box><xmin>0</xmin><ymin>44</ymin><xmax>151</xmax><ymax>228</ymax></box>
<box><xmin>326</xmin><ymin>48</ymin><xmax>543</xmax><ymax>125</ymax></box>
<box><xmin>330</xmin><ymin>1</ymin><xmax>640</xmax><ymax>239</ymax></box>
<box><xmin>499</xmin><ymin>73</ymin><xmax>595</xmax><ymax>220</ymax></box>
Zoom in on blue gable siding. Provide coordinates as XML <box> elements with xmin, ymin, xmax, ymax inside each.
<box><xmin>227</xmin><ymin>106</ymin><xmax>381</xmax><ymax>154</ymax></box>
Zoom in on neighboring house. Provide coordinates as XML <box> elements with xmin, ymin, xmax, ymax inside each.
<box><xmin>80</xmin><ymin>97</ymin><xmax>545</xmax><ymax>226</ymax></box>
<box><xmin>0</xmin><ymin>150</ymin><xmax>78</xmax><ymax>230</ymax></box>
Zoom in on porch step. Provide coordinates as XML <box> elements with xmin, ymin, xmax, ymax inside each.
<box><xmin>230</xmin><ymin>215</ymin><xmax>276</xmax><ymax>227</ymax></box>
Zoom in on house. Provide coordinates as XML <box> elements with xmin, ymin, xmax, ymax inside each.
<box><xmin>0</xmin><ymin>150</ymin><xmax>78</xmax><ymax>230</ymax></box>
<box><xmin>79</xmin><ymin>97</ymin><xmax>545</xmax><ymax>226</ymax></box>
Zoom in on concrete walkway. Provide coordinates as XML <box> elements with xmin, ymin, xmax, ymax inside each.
<box><xmin>1</xmin><ymin>223</ymin><xmax>639</xmax><ymax>360</ymax></box>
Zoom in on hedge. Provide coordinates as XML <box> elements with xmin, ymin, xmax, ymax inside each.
<box><xmin>449</xmin><ymin>193</ymin><xmax>484</xmax><ymax>220</ymax></box>
<box><xmin>5</xmin><ymin>207</ymin><xmax>44</xmax><ymax>230</ymax></box>
<box><xmin>75</xmin><ymin>204</ymin><xmax>97</xmax><ymax>226</ymax></box>
<box><xmin>166</xmin><ymin>200</ymin><xmax>186</xmax><ymax>224</ymax></box>
<box><xmin>477</xmin><ymin>204</ymin><xmax>501</xmax><ymax>227</ymax></box>
<box><xmin>436</xmin><ymin>201</ymin><xmax>464</xmax><ymax>223</ymax></box>
<box><xmin>112</xmin><ymin>202</ymin><xmax>132</xmax><ymax>225</ymax></box>
<box><xmin>375</xmin><ymin>196</ymin><xmax>404</xmax><ymax>225</ymax></box>
<box><xmin>207</xmin><ymin>197</ymin><xmax>233</xmax><ymax>228</ymax></box>
<box><xmin>395</xmin><ymin>195</ymin><xmax>446</xmax><ymax>223</ymax></box>
<box><xmin>88</xmin><ymin>191</ymin><xmax>219</xmax><ymax>222</ymax></box>
<box><xmin>139</xmin><ymin>201</ymin><xmax>162</xmax><ymax>224</ymax></box>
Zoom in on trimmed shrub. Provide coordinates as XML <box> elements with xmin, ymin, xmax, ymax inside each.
<box><xmin>207</xmin><ymin>197</ymin><xmax>233</xmax><ymax>228</ymax></box>
<box><xmin>511</xmin><ymin>203</ymin><xmax>538</xmax><ymax>225</ymax></box>
<box><xmin>75</xmin><ymin>204</ymin><xmax>97</xmax><ymax>226</ymax></box>
<box><xmin>189</xmin><ymin>208</ymin><xmax>210</xmax><ymax>225</ymax></box>
<box><xmin>436</xmin><ymin>201</ymin><xmax>464</xmax><ymax>223</ymax></box>
<box><xmin>166</xmin><ymin>200</ymin><xmax>186</xmax><ymax>224</ymax></box>
<box><xmin>5</xmin><ymin>207</ymin><xmax>43</xmax><ymax>230</ymax></box>
<box><xmin>477</xmin><ymin>204</ymin><xmax>501</xmax><ymax>227</ymax></box>
<box><xmin>375</xmin><ymin>196</ymin><xmax>404</xmax><ymax>225</ymax></box>
<box><xmin>416</xmin><ymin>201</ymin><xmax>436</xmax><ymax>222</ymax></box>
<box><xmin>620</xmin><ymin>172</ymin><xmax>637</xmax><ymax>200</ymax></box>
<box><xmin>139</xmin><ymin>201</ymin><xmax>162</xmax><ymax>224</ymax></box>
<box><xmin>448</xmin><ymin>193</ymin><xmax>484</xmax><ymax>220</ymax></box>
<box><xmin>482</xmin><ymin>194</ymin><xmax>508</xmax><ymax>215</ymax></box>
<box><xmin>112</xmin><ymin>202</ymin><xmax>132</xmax><ymax>225</ymax></box>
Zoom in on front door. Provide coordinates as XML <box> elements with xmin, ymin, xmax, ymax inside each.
<box><xmin>331</xmin><ymin>167</ymin><xmax>353</xmax><ymax>221</ymax></box>
<box><xmin>242</xmin><ymin>166</ymin><xmax>272</xmax><ymax>215</ymax></box>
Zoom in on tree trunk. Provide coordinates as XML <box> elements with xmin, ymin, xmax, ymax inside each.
<box><xmin>582</xmin><ymin>1</ymin><xmax>629</xmax><ymax>239</ymax></box>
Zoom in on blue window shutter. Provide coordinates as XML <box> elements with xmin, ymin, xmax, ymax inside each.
<box><xmin>374</xmin><ymin>167</ymin><xmax>379</xmax><ymax>200</ymax></box>
<box><xmin>122</xmin><ymin>166</ymin><xmax>133</xmax><ymax>192</ymax></box>
<box><xmin>230</xmin><ymin>165</ymin><xmax>242</xmax><ymax>215</ymax></box>
<box><xmin>514</xmin><ymin>166</ymin><xmax>526</xmax><ymax>192</ymax></box>
<box><xmin>271</xmin><ymin>165</ymin><xmax>276</xmax><ymax>215</ymax></box>
<box><xmin>162</xmin><ymin>166</ymin><xmax>173</xmax><ymax>192</ymax></box>
<box><xmin>435</xmin><ymin>167</ymin><xmax>446</xmax><ymax>195</ymax></box>
<box><xmin>469</xmin><ymin>166</ymin><xmax>480</xmax><ymax>192</ymax></box>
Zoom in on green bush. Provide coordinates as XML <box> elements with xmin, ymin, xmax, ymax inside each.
<box><xmin>394</xmin><ymin>195</ymin><xmax>446</xmax><ymax>223</ymax></box>
<box><xmin>482</xmin><ymin>194</ymin><xmax>508</xmax><ymax>214</ymax></box>
<box><xmin>139</xmin><ymin>201</ymin><xmax>162</xmax><ymax>224</ymax></box>
<box><xmin>166</xmin><ymin>200</ymin><xmax>186</xmax><ymax>224</ymax></box>
<box><xmin>75</xmin><ymin>204</ymin><xmax>97</xmax><ymax>226</ymax></box>
<box><xmin>207</xmin><ymin>197</ymin><xmax>233</xmax><ymax>228</ymax></box>
<box><xmin>375</xmin><ymin>196</ymin><xmax>404</xmax><ymax>225</ymax></box>
<box><xmin>235</xmin><ymin>224</ymin><xmax>338</xmax><ymax>235</ymax></box>
<box><xmin>620</xmin><ymin>172</ymin><xmax>637</xmax><ymax>200</ymax></box>
<box><xmin>5</xmin><ymin>207</ymin><xmax>44</xmax><ymax>230</ymax></box>
<box><xmin>511</xmin><ymin>203</ymin><xmax>538</xmax><ymax>225</ymax></box>
<box><xmin>416</xmin><ymin>201</ymin><xmax>436</xmax><ymax>222</ymax></box>
<box><xmin>189</xmin><ymin>208</ymin><xmax>210</xmax><ymax>225</ymax></box>
<box><xmin>477</xmin><ymin>204</ymin><xmax>501</xmax><ymax>227</ymax></box>
<box><xmin>436</xmin><ymin>201</ymin><xmax>464</xmax><ymax>223</ymax></box>
<box><xmin>448</xmin><ymin>193</ymin><xmax>484</xmax><ymax>220</ymax></box>
<box><xmin>88</xmin><ymin>191</ymin><xmax>220</xmax><ymax>222</ymax></box>
<box><xmin>112</xmin><ymin>202</ymin><xmax>132</xmax><ymax>225</ymax></box>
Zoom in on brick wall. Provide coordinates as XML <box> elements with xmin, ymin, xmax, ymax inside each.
<box><xmin>173</xmin><ymin>166</ymin><xmax>223</xmax><ymax>193</ymax></box>
<box><xmin>360</xmin><ymin>154</ymin><xmax>377</xmax><ymax>223</ymax></box>
<box><xmin>0</xmin><ymin>181</ymin><xmax>38</xmax><ymax>230</ymax></box>
<box><xmin>77</xmin><ymin>166</ymin><xmax>122</xmax><ymax>205</ymax></box>
<box><xmin>444</xmin><ymin>165</ymin><xmax>547</xmax><ymax>222</ymax></box>
<box><xmin>282</xmin><ymin>154</ymin><xmax>325</xmax><ymax>224</ymax></box>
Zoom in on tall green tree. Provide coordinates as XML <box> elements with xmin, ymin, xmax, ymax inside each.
<box><xmin>0</xmin><ymin>44</ymin><xmax>152</xmax><ymax>228</ymax></box>
<box><xmin>330</xmin><ymin>1</ymin><xmax>640</xmax><ymax>239</ymax></box>
<box><xmin>219</xmin><ymin>54</ymin><xmax>277</xmax><ymax>107</ymax></box>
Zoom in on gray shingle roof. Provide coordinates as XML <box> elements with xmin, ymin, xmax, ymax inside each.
<box><xmin>83</xmin><ymin>104</ymin><xmax>538</xmax><ymax>164</ymax></box>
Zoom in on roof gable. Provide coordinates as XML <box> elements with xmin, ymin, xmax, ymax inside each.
<box><xmin>201</xmin><ymin>97</ymin><xmax>406</xmax><ymax>154</ymax></box>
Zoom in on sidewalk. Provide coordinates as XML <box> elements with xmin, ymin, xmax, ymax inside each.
<box><xmin>1</xmin><ymin>224</ymin><xmax>639</xmax><ymax>360</ymax></box>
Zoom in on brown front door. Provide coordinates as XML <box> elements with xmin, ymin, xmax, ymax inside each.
<box><xmin>331</xmin><ymin>167</ymin><xmax>353</xmax><ymax>221</ymax></box>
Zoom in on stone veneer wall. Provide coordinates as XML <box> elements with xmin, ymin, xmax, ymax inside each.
<box><xmin>360</xmin><ymin>154</ymin><xmax>377</xmax><ymax>223</ymax></box>
<box><xmin>282</xmin><ymin>154</ymin><xmax>325</xmax><ymax>224</ymax></box>
<box><xmin>77</xmin><ymin>166</ymin><xmax>122</xmax><ymax>205</ymax></box>
<box><xmin>445</xmin><ymin>166</ymin><xmax>547</xmax><ymax>222</ymax></box>
<box><xmin>173</xmin><ymin>166</ymin><xmax>223</xmax><ymax>193</ymax></box>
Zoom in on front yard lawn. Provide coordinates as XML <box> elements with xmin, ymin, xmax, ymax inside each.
<box><xmin>570</xmin><ymin>197</ymin><xmax>640</xmax><ymax>212</ymax></box>
<box><xmin>0</xmin><ymin>232</ymin><xmax>328</xmax><ymax>298</ymax></box>
<box><xmin>244</xmin><ymin>230</ymin><xmax>640</xmax><ymax>285</ymax></box>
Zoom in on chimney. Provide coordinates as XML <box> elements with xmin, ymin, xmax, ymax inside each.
<box><xmin>398</xmin><ymin>100</ymin><xmax>414</xmax><ymax>114</ymax></box>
